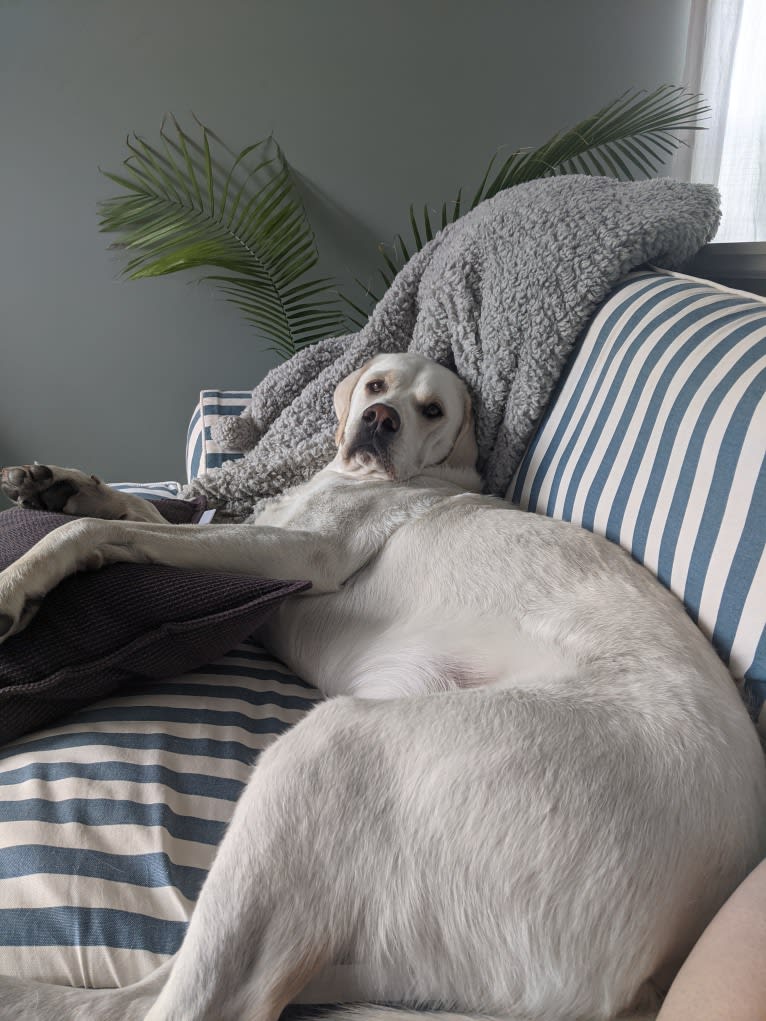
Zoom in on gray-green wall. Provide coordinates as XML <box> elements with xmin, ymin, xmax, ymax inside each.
<box><xmin>0</xmin><ymin>0</ymin><xmax>691</xmax><ymax>483</ymax></box>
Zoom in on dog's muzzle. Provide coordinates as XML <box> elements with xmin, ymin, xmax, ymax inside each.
<box><xmin>346</xmin><ymin>403</ymin><xmax>400</xmax><ymax>472</ymax></box>
<box><xmin>353</xmin><ymin>403</ymin><xmax>400</xmax><ymax>451</ymax></box>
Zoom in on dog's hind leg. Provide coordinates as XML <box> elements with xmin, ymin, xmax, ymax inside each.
<box><xmin>144</xmin><ymin>697</ymin><xmax>375</xmax><ymax>1021</ymax></box>
<box><xmin>0</xmin><ymin>956</ymin><xmax>174</xmax><ymax>1021</ymax></box>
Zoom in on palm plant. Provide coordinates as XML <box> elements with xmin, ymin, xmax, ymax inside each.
<box><xmin>100</xmin><ymin>85</ymin><xmax>708</xmax><ymax>354</ymax></box>
<box><xmin>356</xmin><ymin>85</ymin><xmax>709</xmax><ymax>307</ymax></box>
<box><xmin>99</xmin><ymin>118</ymin><xmax>352</xmax><ymax>359</ymax></box>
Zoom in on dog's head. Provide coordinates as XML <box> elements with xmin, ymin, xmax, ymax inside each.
<box><xmin>332</xmin><ymin>353</ymin><xmax>478</xmax><ymax>482</ymax></box>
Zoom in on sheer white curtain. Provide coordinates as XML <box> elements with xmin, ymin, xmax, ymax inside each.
<box><xmin>673</xmin><ymin>0</ymin><xmax>766</xmax><ymax>241</ymax></box>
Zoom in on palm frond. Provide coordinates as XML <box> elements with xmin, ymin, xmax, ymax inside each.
<box><xmin>368</xmin><ymin>84</ymin><xmax>709</xmax><ymax>291</ymax></box>
<box><xmin>476</xmin><ymin>84</ymin><xmax>709</xmax><ymax>199</ymax></box>
<box><xmin>99</xmin><ymin>117</ymin><xmax>351</xmax><ymax>359</ymax></box>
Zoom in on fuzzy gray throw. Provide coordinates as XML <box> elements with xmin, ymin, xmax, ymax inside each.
<box><xmin>184</xmin><ymin>175</ymin><xmax>720</xmax><ymax>520</ymax></box>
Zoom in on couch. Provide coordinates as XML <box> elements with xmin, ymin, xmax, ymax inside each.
<box><xmin>0</xmin><ymin>264</ymin><xmax>763</xmax><ymax>1002</ymax></box>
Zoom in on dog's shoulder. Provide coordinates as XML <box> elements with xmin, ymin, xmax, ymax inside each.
<box><xmin>252</xmin><ymin>467</ymin><xmax>471</xmax><ymax>541</ymax></box>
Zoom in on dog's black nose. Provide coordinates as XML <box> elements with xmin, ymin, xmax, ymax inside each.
<box><xmin>362</xmin><ymin>403</ymin><xmax>400</xmax><ymax>433</ymax></box>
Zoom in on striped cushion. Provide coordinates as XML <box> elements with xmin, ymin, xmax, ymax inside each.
<box><xmin>0</xmin><ymin>481</ymin><xmax>323</xmax><ymax>989</ymax></box>
<box><xmin>186</xmin><ymin>390</ymin><xmax>251</xmax><ymax>482</ymax></box>
<box><xmin>510</xmin><ymin>268</ymin><xmax>766</xmax><ymax>732</ymax></box>
<box><xmin>0</xmin><ymin>638</ymin><xmax>321</xmax><ymax>987</ymax></box>
<box><xmin>110</xmin><ymin>481</ymin><xmax>184</xmax><ymax>500</ymax></box>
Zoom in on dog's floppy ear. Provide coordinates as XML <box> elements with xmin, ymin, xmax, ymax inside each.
<box><xmin>445</xmin><ymin>393</ymin><xmax>479</xmax><ymax>471</ymax></box>
<box><xmin>333</xmin><ymin>360</ymin><xmax>373</xmax><ymax>445</ymax></box>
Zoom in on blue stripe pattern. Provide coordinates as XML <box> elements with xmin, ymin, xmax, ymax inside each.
<box><xmin>186</xmin><ymin>390</ymin><xmax>251</xmax><ymax>481</ymax></box>
<box><xmin>0</xmin><ymin>908</ymin><xmax>187</xmax><ymax>953</ymax></box>
<box><xmin>0</xmin><ymin>846</ymin><xmax>207</xmax><ymax>901</ymax></box>
<box><xmin>0</xmin><ymin>729</ymin><xmax>278</xmax><ymax>765</ymax></box>
<box><xmin>0</xmin><ymin>761</ymin><xmax>243</xmax><ymax>801</ymax></box>
<box><xmin>0</xmin><ymin>574</ymin><xmax>321</xmax><ymax>986</ymax></box>
<box><xmin>110</xmin><ymin>481</ymin><xmax>182</xmax><ymax>499</ymax></box>
<box><xmin>511</xmin><ymin>269</ymin><xmax>766</xmax><ymax>730</ymax></box>
<box><xmin>3</xmin><ymin>798</ymin><xmax>227</xmax><ymax>845</ymax></box>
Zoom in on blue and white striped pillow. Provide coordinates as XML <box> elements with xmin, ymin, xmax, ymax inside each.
<box><xmin>511</xmin><ymin>268</ymin><xmax>766</xmax><ymax>731</ymax></box>
<box><xmin>0</xmin><ymin>638</ymin><xmax>321</xmax><ymax>988</ymax></box>
<box><xmin>186</xmin><ymin>390</ymin><xmax>251</xmax><ymax>482</ymax></box>
<box><xmin>110</xmin><ymin>481</ymin><xmax>185</xmax><ymax>500</ymax></box>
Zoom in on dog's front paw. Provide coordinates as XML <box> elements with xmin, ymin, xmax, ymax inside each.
<box><xmin>0</xmin><ymin>464</ymin><xmax>92</xmax><ymax>513</ymax></box>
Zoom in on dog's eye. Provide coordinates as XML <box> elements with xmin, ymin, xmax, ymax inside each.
<box><xmin>366</xmin><ymin>380</ymin><xmax>385</xmax><ymax>394</ymax></box>
<box><xmin>422</xmin><ymin>403</ymin><xmax>443</xmax><ymax>418</ymax></box>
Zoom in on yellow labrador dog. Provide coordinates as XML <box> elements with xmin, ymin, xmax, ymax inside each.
<box><xmin>0</xmin><ymin>352</ymin><xmax>764</xmax><ymax>1021</ymax></box>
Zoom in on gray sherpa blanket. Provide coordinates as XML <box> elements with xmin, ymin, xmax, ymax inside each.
<box><xmin>184</xmin><ymin>175</ymin><xmax>720</xmax><ymax>520</ymax></box>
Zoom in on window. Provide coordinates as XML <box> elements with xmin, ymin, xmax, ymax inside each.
<box><xmin>674</xmin><ymin>0</ymin><xmax>766</xmax><ymax>242</ymax></box>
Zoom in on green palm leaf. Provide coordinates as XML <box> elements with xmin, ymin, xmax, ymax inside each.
<box><xmin>360</xmin><ymin>84</ymin><xmax>709</xmax><ymax>301</ymax></box>
<box><xmin>99</xmin><ymin>116</ymin><xmax>351</xmax><ymax>359</ymax></box>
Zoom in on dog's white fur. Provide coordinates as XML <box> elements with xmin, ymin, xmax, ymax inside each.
<box><xmin>0</xmin><ymin>352</ymin><xmax>764</xmax><ymax>1021</ymax></box>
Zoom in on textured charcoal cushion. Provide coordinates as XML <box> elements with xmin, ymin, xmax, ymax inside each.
<box><xmin>146</xmin><ymin>494</ymin><xmax>208</xmax><ymax>524</ymax></box>
<box><xmin>0</xmin><ymin>504</ymin><xmax>309</xmax><ymax>744</ymax></box>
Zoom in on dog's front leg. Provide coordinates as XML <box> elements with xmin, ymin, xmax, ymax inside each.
<box><xmin>0</xmin><ymin>518</ymin><xmax>352</xmax><ymax>643</ymax></box>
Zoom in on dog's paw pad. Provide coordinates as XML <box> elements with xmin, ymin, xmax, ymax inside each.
<box><xmin>1</xmin><ymin>465</ymin><xmax>81</xmax><ymax>512</ymax></box>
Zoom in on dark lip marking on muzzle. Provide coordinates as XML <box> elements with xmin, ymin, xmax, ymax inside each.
<box><xmin>347</xmin><ymin>432</ymin><xmax>391</xmax><ymax>455</ymax></box>
<box><xmin>345</xmin><ymin>433</ymin><xmax>397</xmax><ymax>478</ymax></box>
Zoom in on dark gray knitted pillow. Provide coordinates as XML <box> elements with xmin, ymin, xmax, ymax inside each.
<box><xmin>0</xmin><ymin>504</ymin><xmax>309</xmax><ymax>744</ymax></box>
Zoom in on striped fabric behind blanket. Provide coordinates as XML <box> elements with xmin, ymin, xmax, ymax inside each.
<box><xmin>110</xmin><ymin>481</ymin><xmax>185</xmax><ymax>501</ymax></box>
<box><xmin>0</xmin><ymin>639</ymin><xmax>321</xmax><ymax>987</ymax></box>
<box><xmin>186</xmin><ymin>390</ymin><xmax>250</xmax><ymax>482</ymax></box>
<box><xmin>510</xmin><ymin>269</ymin><xmax>766</xmax><ymax>732</ymax></box>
